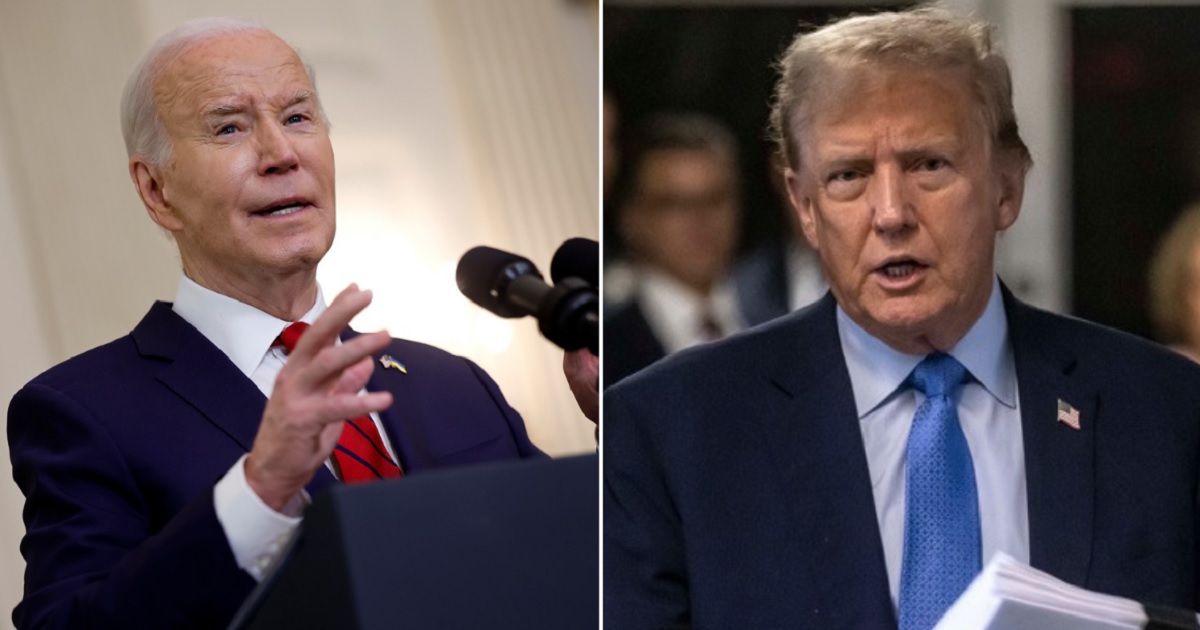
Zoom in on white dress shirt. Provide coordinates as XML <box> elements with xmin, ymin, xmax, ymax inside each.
<box><xmin>837</xmin><ymin>276</ymin><xmax>1029</xmax><ymax>606</ymax></box>
<box><xmin>636</xmin><ymin>266</ymin><xmax>744</xmax><ymax>353</ymax></box>
<box><xmin>172</xmin><ymin>275</ymin><xmax>398</xmax><ymax>580</ymax></box>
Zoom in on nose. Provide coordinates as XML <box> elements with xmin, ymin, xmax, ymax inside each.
<box><xmin>868</xmin><ymin>163</ymin><xmax>914</xmax><ymax>234</ymax></box>
<box><xmin>255</xmin><ymin>120</ymin><xmax>299</xmax><ymax>176</ymax></box>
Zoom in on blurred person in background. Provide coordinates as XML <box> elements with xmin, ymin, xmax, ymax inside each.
<box><xmin>604</xmin><ymin>112</ymin><xmax>744</xmax><ymax>386</ymax></box>
<box><xmin>604</xmin><ymin>91</ymin><xmax>621</xmax><ymax>201</ymax></box>
<box><xmin>601</xmin><ymin>89</ymin><xmax>635</xmax><ymax>304</ymax></box>
<box><xmin>732</xmin><ymin>151</ymin><xmax>828</xmax><ymax>326</ymax></box>
<box><xmin>1149</xmin><ymin>202</ymin><xmax>1200</xmax><ymax>362</ymax></box>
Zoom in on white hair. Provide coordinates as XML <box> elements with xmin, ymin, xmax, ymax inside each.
<box><xmin>120</xmin><ymin>17</ymin><xmax>325</xmax><ymax>168</ymax></box>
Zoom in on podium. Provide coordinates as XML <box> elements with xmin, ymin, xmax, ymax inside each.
<box><xmin>230</xmin><ymin>454</ymin><xmax>598</xmax><ymax>629</ymax></box>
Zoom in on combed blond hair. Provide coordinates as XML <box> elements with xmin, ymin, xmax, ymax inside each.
<box><xmin>1149</xmin><ymin>203</ymin><xmax>1200</xmax><ymax>345</ymax></box>
<box><xmin>767</xmin><ymin>5</ymin><xmax>1031</xmax><ymax>172</ymax></box>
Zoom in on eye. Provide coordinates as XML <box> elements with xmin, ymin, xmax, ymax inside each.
<box><xmin>915</xmin><ymin>157</ymin><xmax>948</xmax><ymax>172</ymax></box>
<box><xmin>285</xmin><ymin>113</ymin><xmax>308</xmax><ymax>125</ymax></box>
<box><xmin>216</xmin><ymin>124</ymin><xmax>239</xmax><ymax>136</ymax></box>
<box><xmin>823</xmin><ymin>168</ymin><xmax>868</xmax><ymax>201</ymax></box>
<box><xmin>827</xmin><ymin>170</ymin><xmax>861</xmax><ymax>184</ymax></box>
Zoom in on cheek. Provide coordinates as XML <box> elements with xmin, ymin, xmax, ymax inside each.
<box><xmin>711</xmin><ymin>209</ymin><xmax>739</xmax><ymax>241</ymax></box>
<box><xmin>178</xmin><ymin>154</ymin><xmax>251</xmax><ymax>209</ymax></box>
<box><xmin>811</xmin><ymin>207</ymin><xmax>865</xmax><ymax>258</ymax></box>
<box><xmin>304</xmin><ymin>138</ymin><xmax>336</xmax><ymax>175</ymax></box>
<box><xmin>625</xmin><ymin>212</ymin><xmax>664</xmax><ymax>254</ymax></box>
<box><xmin>933</xmin><ymin>225</ymin><xmax>997</xmax><ymax>287</ymax></box>
<box><xmin>222</xmin><ymin>152</ymin><xmax>259</xmax><ymax>183</ymax></box>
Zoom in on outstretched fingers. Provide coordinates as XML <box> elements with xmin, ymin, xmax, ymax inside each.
<box><xmin>281</xmin><ymin>283</ymin><xmax>391</xmax><ymax>392</ymax></box>
<box><xmin>246</xmin><ymin>284</ymin><xmax>397</xmax><ymax>510</ymax></box>
<box><xmin>288</xmin><ymin>284</ymin><xmax>372</xmax><ymax>361</ymax></box>
<box><xmin>290</xmin><ymin>331</ymin><xmax>392</xmax><ymax>393</ymax></box>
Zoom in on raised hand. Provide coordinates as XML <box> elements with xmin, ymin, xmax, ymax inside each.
<box><xmin>245</xmin><ymin>284</ymin><xmax>393</xmax><ymax>511</ymax></box>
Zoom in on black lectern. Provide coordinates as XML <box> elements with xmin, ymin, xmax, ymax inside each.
<box><xmin>229</xmin><ymin>454</ymin><xmax>598</xmax><ymax>629</ymax></box>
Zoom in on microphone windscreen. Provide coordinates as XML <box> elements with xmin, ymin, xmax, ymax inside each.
<box><xmin>550</xmin><ymin>238</ymin><xmax>599</xmax><ymax>287</ymax></box>
<box><xmin>456</xmin><ymin>245</ymin><xmax>540</xmax><ymax>317</ymax></box>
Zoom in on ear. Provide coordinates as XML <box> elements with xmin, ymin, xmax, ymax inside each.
<box><xmin>130</xmin><ymin>158</ymin><xmax>183</xmax><ymax>232</ymax></box>
<box><xmin>994</xmin><ymin>151</ymin><xmax>1026</xmax><ymax>231</ymax></box>
<box><xmin>784</xmin><ymin>167</ymin><xmax>820</xmax><ymax>250</ymax></box>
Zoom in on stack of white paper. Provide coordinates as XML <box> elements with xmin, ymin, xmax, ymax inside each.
<box><xmin>934</xmin><ymin>552</ymin><xmax>1148</xmax><ymax>630</ymax></box>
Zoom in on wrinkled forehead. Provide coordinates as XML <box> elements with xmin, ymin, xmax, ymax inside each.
<box><xmin>153</xmin><ymin>31</ymin><xmax>313</xmax><ymax>121</ymax></box>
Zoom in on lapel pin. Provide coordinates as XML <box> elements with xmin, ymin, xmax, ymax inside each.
<box><xmin>1056</xmin><ymin>398</ymin><xmax>1081</xmax><ymax>430</ymax></box>
<box><xmin>380</xmin><ymin>354</ymin><xmax>407</xmax><ymax>374</ymax></box>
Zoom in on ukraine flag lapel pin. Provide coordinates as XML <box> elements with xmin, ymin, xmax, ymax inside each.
<box><xmin>379</xmin><ymin>354</ymin><xmax>407</xmax><ymax>374</ymax></box>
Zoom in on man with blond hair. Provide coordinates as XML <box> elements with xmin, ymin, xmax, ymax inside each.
<box><xmin>8</xmin><ymin>18</ymin><xmax>592</xmax><ymax>629</ymax></box>
<box><xmin>604</xmin><ymin>7</ymin><xmax>1200</xmax><ymax>629</ymax></box>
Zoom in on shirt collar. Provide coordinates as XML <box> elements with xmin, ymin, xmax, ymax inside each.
<box><xmin>172</xmin><ymin>274</ymin><xmax>327</xmax><ymax>378</ymax></box>
<box><xmin>837</xmin><ymin>276</ymin><xmax>1016</xmax><ymax>418</ymax></box>
<box><xmin>636</xmin><ymin>265</ymin><xmax>742</xmax><ymax>353</ymax></box>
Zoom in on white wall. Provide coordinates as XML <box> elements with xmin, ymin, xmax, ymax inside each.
<box><xmin>0</xmin><ymin>58</ymin><xmax>58</xmax><ymax>630</ymax></box>
<box><xmin>0</xmin><ymin>0</ymin><xmax>597</xmax><ymax>625</ymax></box>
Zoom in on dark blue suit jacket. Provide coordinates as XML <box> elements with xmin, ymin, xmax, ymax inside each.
<box><xmin>604</xmin><ymin>288</ymin><xmax>1200</xmax><ymax>629</ymax></box>
<box><xmin>8</xmin><ymin>301</ymin><xmax>543</xmax><ymax>629</ymax></box>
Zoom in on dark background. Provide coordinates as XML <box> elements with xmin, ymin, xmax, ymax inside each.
<box><xmin>603</xmin><ymin>3</ymin><xmax>906</xmax><ymax>256</ymax></box>
<box><xmin>1071</xmin><ymin>6</ymin><xmax>1200</xmax><ymax>339</ymax></box>
<box><xmin>605</xmin><ymin>3</ymin><xmax>1200</xmax><ymax>342</ymax></box>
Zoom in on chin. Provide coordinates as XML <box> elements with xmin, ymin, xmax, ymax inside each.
<box><xmin>865</xmin><ymin>297</ymin><xmax>943</xmax><ymax>335</ymax></box>
<box><xmin>266</xmin><ymin>242</ymin><xmax>329</xmax><ymax>273</ymax></box>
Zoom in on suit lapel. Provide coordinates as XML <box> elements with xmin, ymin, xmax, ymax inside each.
<box><xmin>754</xmin><ymin>296</ymin><xmax>896</xmax><ymax>626</ymax></box>
<box><xmin>736</xmin><ymin>287</ymin><xmax>1096</xmax><ymax>621</ymax></box>
<box><xmin>1005</xmin><ymin>290</ymin><xmax>1096</xmax><ymax>586</ymax></box>
<box><xmin>135</xmin><ymin>302</ymin><xmax>265</xmax><ymax>452</ymax></box>
<box><xmin>341</xmin><ymin>330</ymin><xmax>438</xmax><ymax>474</ymax></box>
<box><xmin>134</xmin><ymin>302</ymin><xmax>339</xmax><ymax>494</ymax></box>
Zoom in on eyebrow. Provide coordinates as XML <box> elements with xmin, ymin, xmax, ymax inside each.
<box><xmin>816</xmin><ymin>134</ymin><xmax>962</xmax><ymax>164</ymax></box>
<box><xmin>283</xmin><ymin>90</ymin><xmax>314</xmax><ymax>109</ymax></box>
<box><xmin>203</xmin><ymin>102</ymin><xmax>246</xmax><ymax>119</ymax></box>
<box><xmin>201</xmin><ymin>90</ymin><xmax>315</xmax><ymax>119</ymax></box>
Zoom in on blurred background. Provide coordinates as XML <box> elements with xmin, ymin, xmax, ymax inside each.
<box><xmin>0</xmin><ymin>0</ymin><xmax>597</xmax><ymax>623</ymax></box>
<box><xmin>603</xmin><ymin>0</ymin><xmax>1200</xmax><ymax>384</ymax></box>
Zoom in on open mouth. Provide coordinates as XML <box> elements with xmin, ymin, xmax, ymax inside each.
<box><xmin>253</xmin><ymin>200</ymin><xmax>308</xmax><ymax>217</ymax></box>
<box><xmin>877</xmin><ymin>259</ymin><xmax>926</xmax><ymax>279</ymax></box>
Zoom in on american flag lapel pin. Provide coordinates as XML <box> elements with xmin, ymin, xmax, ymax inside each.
<box><xmin>379</xmin><ymin>354</ymin><xmax>407</xmax><ymax>374</ymax></box>
<box><xmin>1056</xmin><ymin>398</ymin><xmax>1081</xmax><ymax>430</ymax></box>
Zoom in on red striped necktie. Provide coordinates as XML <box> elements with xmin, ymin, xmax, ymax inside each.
<box><xmin>273</xmin><ymin>322</ymin><xmax>403</xmax><ymax>483</ymax></box>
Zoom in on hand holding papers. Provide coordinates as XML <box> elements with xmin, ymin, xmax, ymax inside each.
<box><xmin>935</xmin><ymin>553</ymin><xmax>1200</xmax><ymax>630</ymax></box>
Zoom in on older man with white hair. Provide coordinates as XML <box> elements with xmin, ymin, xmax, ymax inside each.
<box><xmin>7</xmin><ymin>18</ymin><xmax>592</xmax><ymax>629</ymax></box>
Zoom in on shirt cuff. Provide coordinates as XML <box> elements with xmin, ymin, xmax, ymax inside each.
<box><xmin>213</xmin><ymin>454</ymin><xmax>309</xmax><ymax>581</ymax></box>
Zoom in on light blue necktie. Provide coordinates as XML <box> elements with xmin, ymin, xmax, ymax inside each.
<box><xmin>898</xmin><ymin>353</ymin><xmax>980</xmax><ymax>630</ymax></box>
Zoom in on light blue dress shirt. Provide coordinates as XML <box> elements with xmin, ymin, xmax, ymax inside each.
<box><xmin>836</xmin><ymin>276</ymin><xmax>1030</xmax><ymax>606</ymax></box>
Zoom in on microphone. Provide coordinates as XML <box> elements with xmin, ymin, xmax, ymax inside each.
<box><xmin>550</xmin><ymin>238</ymin><xmax>599</xmax><ymax>287</ymax></box>
<box><xmin>456</xmin><ymin>245</ymin><xmax>598</xmax><ymax>354</ymax></box>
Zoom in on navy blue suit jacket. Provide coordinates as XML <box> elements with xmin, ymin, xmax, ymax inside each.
<box><xmin>604</xmin><ymin>288</ymin><xmax>1200</xmax><ymax>629</ymax></box>
<box><xmin>8</xmin><ymin>301</ymin><xmax>543</xmax><ymax>629</ymax></box>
